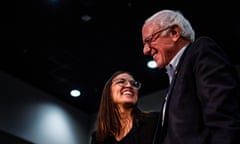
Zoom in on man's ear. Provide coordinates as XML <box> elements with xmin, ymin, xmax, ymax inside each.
<box><xmin>170</xmin><ymin>25</ymin><xmax>179</xmax><ymax>35</ymax></box>
<box><xmin>171</xmin><ymin>30</ymin><xmax>177</xmax><ymax>35</ymax></box>
<box><xmin>171</xmin><ymin>25</ymin><xmax>181</xmax><ymax>41</ymax></box>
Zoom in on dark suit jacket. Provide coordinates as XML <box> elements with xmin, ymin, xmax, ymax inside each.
<box><xmin>161</xmin><ymin>36</ymin><xmax>240</xmax><ymax>144</ymax></box>
<box><xmin>90</xmin><ymin>111</ymin><xmax>162</xmax><ymax>144</ymax></box>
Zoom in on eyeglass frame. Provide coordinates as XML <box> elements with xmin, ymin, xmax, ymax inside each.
<box><xmin>112</xmin><ymin>78</ymin><xmax>142</xmax><ymax>89</ymax></box>
<box><xmin>143</xmin><ymin>26</ymin><xmax>171</xmax><ymax>46</ymax></box>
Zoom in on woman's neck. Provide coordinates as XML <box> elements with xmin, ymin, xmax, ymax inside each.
<box><xmin>115</xmin><ymin>116</ymin><xmax>133</xmax><ymax>141</ymax></box>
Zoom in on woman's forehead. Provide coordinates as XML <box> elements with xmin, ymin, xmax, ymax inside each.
<box><xmin>114</xmin><ymin>73</ymin><xmax>133</xmax><ymax>80</ymax></box>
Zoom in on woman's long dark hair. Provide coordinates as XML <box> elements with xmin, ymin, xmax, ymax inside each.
<box><xmin>95</xmin><ymin>70</ymin><xmax>143</xmax><ymax>143</ymax></box>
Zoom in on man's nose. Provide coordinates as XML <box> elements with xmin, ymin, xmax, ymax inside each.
<box><xmin>143</xmin><ymin>44</ymin><xmax>151</xmax><ymax>55</ymax></box>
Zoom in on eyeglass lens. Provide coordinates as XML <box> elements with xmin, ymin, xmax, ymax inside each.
<box><xmin>113</xmin><ymin>79</ymin><xmax>141</xmax><ymax>89</ymax></box>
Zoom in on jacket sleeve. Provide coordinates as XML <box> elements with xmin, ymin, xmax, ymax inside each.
<box><xmin>193</xmin><ymin>37</ymin><xmax>240</xmax><ymax>143</ymax></box>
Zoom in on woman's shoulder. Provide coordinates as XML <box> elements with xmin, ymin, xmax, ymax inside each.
<box><xmin>145</xmin><ymin>111</ymin><xmax>161</xmax><ymax>116</ymax></box>
<box><xmin>134</xmin><ymin>108</ymin><xmax>161</xmax><ymax>124</ymax></box>
<box><xmin>138</xmin><ymin>110</ymin><xmax>161</xmax><ymax>120</ymax></box>
<box><xmin>146</xmin><ymin>111</ymin><xmax>161</xmax><ymax>121</ymax></box>
<box><xmin>89</xmin><ymin>131</ymin><xmax>97</xmax><ymax>144</ymax></box>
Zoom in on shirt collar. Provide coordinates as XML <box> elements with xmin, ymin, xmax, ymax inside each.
<box><xmin>166</xmin><ymin>43</ymin><xmax>189</xmax><ymax>76</ymax></box>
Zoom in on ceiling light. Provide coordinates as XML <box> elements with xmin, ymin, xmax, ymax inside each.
<box><xmin>70</xmin><ymin>89</ymin><xmax>81</xmax><ymax>97</ymax></box>
<box><xmin>147</xmin><ymin>60</ymin><xmax>157</xmax><ymax>69</ymax></box>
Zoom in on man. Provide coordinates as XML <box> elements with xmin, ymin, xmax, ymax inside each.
<box><xmin>142</xmin><ymin>9</ymin><xmax>240</xmax><ymax>144</ymax></box>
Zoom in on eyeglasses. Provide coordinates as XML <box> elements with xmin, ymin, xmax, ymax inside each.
<box><xmin>112</xmin><ymin>78</ymin><xmax>142</xmax><ymax>89</ymax></box>
<box><xmin>143</xmin><ymin>26</ymin><xmax>170</xmax><ymax>46</ymax></box>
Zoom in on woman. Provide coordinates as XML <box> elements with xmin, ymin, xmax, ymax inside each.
<box><xmin>90</xmin><ymin>70</ymin><xmax>161</xmax><ymax>144</ymax></box>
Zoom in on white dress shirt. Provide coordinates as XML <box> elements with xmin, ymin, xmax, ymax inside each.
<box><xmin>161</xmin><ymin>44</ymin><xmax>189</xmax><ymax>126</ymax></box>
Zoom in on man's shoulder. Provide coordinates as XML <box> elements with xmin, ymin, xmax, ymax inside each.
<box><xmin>194</xmin><ymin>36</ymin><xmax>216</xmax><ymax>43</ymax></box>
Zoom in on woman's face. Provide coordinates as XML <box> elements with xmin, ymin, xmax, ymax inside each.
<box><xmin>111</xmin><ymin>73</ymin><xmax>140</xmax><ymax>107</ymax></box>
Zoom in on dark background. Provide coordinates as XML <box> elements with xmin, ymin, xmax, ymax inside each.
<box><xmin>10</xmin><ymin>0</ymin><xmax>240</xmax><ymax>114</ymax></box>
